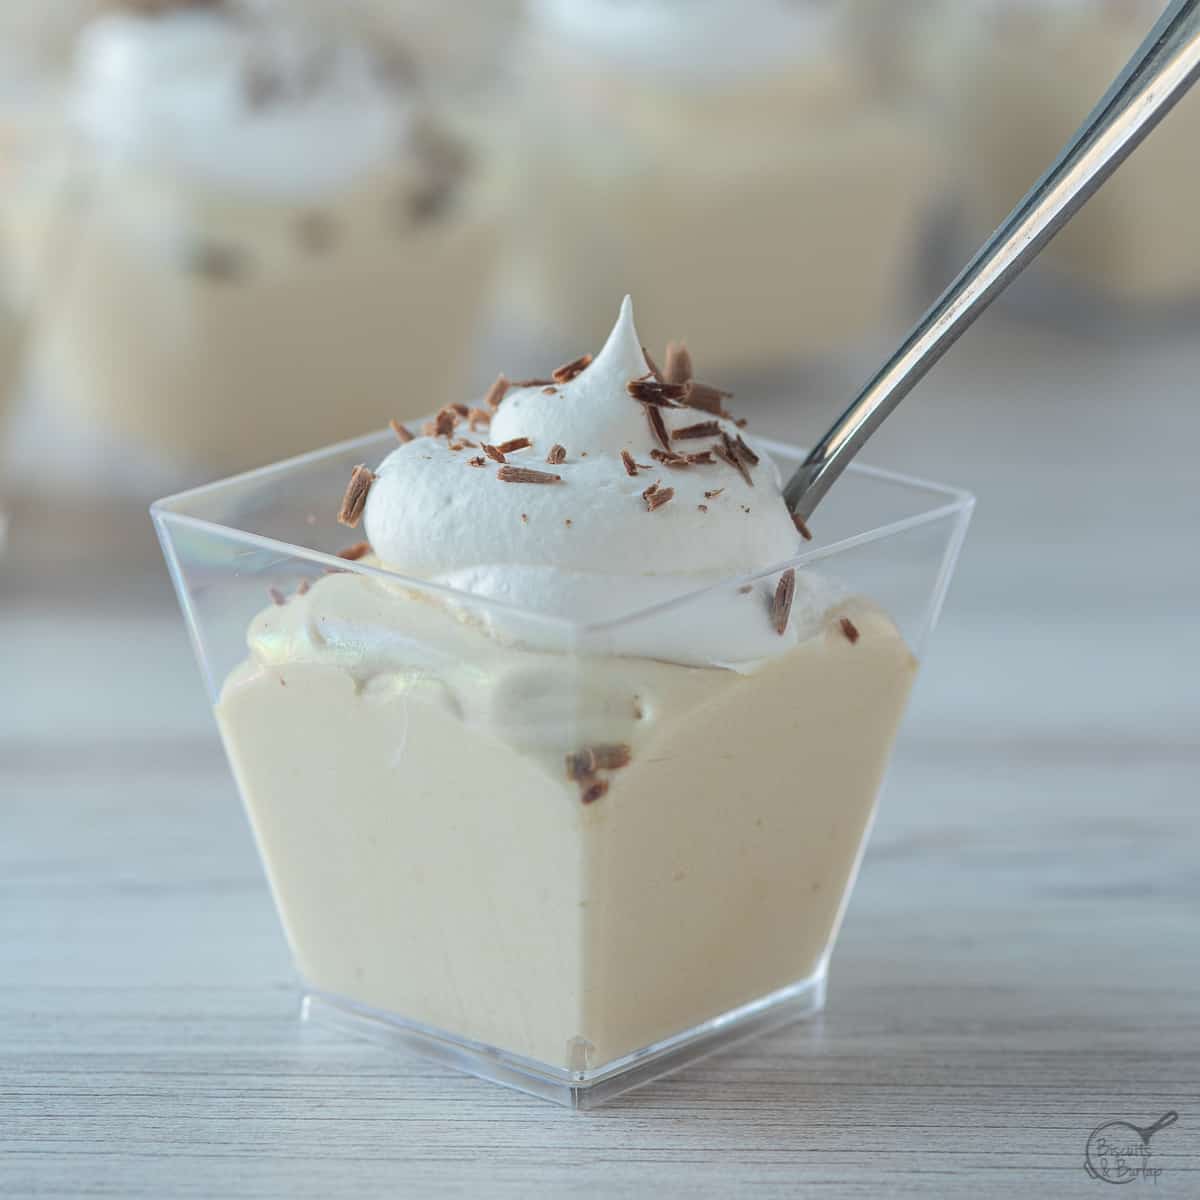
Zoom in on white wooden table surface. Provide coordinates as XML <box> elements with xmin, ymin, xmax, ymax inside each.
<box><xmin>2</xmin><ymin>309</ymin><xmax>1198</xmax><ymax>1198</ymax></box>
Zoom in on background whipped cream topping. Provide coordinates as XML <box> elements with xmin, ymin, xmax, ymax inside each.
<box><xmin>527</xmin><ymin>0</ymin><xmax>842</xmax><ymax>84</ymax></box>
<box><xmin>363</xmin><ymin>298</ymin><xmax>829</xmax><ymax>667</ymax></box>
<box><xmin>73</xmin><ymin>1</ymin><xmax>409</xmax><ymax>198</ymax></box>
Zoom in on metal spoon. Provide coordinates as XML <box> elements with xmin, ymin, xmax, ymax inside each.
<box><xmin>784</xmin><ymin>0</ymin><xmax>1200</xmax><ymax>521</ymax></box>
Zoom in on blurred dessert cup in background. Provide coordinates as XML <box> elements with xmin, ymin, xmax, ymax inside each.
<box><xmin>0</xmin><ymin>2</ymin><xmax>94</xmax><ymax>498</ymax></box>
<box><xmin>935</xmin><ymin>0</ymin><xmax>1200</xmax><ymax>308</ymax></box>
<box><xmin>3</xmin><ymin>0</ymin><xmax>498</xmax><ymax>478</ymax></box>
<box><xmin>497</xmin><ymin>0</ymin><xmax>944</xmax><ymax>373</ymax></box>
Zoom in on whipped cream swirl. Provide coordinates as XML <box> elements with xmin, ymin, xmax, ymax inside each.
<box><xmin>364</xmin><ymin>298</ymin><xmax>829</xmax><ymax>668</ymax></box>
<box><xmin>72</xmin><ymin>1</ymin><xmax>410</xmax><ymax>198</ymax></box>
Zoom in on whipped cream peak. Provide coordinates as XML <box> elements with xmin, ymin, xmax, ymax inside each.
<box><xmin>488</xmin><ymin>295</ymin><xmax>653</xmax><ymax>454</ymax></box>
<box><xmin>529</xmin><ymin>0</ymin><xmax>842</xmax><ymax>83</ymax></box>
<box><xmin>73</xmin><ymin>0</ymin><xmax>413</xmax><ymax>198</ymax></box>
<box><xmin>362</xmin><ymin>298</ymin><xmax>809</xmax><ymax>667</ymax></box>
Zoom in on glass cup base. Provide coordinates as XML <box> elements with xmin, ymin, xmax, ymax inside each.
<box><xmin>300</xmin><ymin>967</ymin><xmax>829</xmax><ymax>1111</ymax></box>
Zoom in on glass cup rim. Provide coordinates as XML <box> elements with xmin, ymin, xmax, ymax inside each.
<box><xmin>151</xmin><ymin>427</ymin><xmax>975</xmax><ymax>638</ymax></box>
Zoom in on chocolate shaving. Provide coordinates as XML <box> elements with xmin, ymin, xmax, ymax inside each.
<box><xmin>627</xmin><ymin>378</ymin><xmax>691</xmax><ymax>406</ymax></box>
<box><xmin>621</xmin><ymin>450</ymin><xmax>639</xmax><ymax>477</ymax></box>
<box><xmin>542</xmin><ymin>386</ymin><xmax>557</xmax><ymax>395</ymax></box>
<box><xmin>337</xmin><ymin>465</ymin><xmax>374</xmax><ymax>527</ymax></box>
<box><xmin>484</xmin><ymin>374</ymin><xmax>510</xmax><ymax>410</ymax></box>
<box><xmin>686</xmin><ymin>382</ymin><xmax>732</xmax><ymax>415</ymax></box>
<box><xmin>650</xmin><ymin>448</ymin><xmax>689</xmax><ymax>467</ymax></box>
<box><xmin>268</xmin><ymin>586</ymin><xmax>286</xmax><ymax>606</ymax></box>
<box><xmin>468</xmin><ymin>456</ymin><xmax>486</xmax><ymax>467</ymax></box>
<box><xmin>697</xmin><ymin>504</ymin><xmax>708</xmax><ymax>513</ymax></box>
<box><xmin>664</xmin><ymin>341</ymin><xmax>693</xmax><ymax>385</ymax></box>
<box><xmin>482</xmin><ymin>443</ymin><xmax>506</xmax><ymax>464</ymax></box>
<box><xmin>772</xmin><ymin>569</ymin><xmax>796</xmax><ymax>636</ymax></box>
<box><xmin>433</xmin><ymin>408</ymin><xmax>457</xmax><ymax>437</ymax></box>
<box><xmin>338</xmin><ymin>541</ymin><xmax>371</xmax><ymax>561</ymax></box>
<box><xmin>644</xmin><ymin>485</ymin><xmax>675</xmax><ymax>512</ymax></box>
<box><xmin>497</xmin><ymin>465</ymin><xmax>562</xmax><ymax>484</ymax></box>
<box><xmin>595</xmin><ymin>744</ymin><xmax>632</xmax><ymax>770</ymax></box>
<box><xmin>565</xmin><ymin>749</ymin><xmax>595</xmax><ymax>780</ymax></box>
<box><xmin>581</xmin><ymin>778</ymin><xmax>609</xmax><ymax>805</ymax></box>
<box><xmin>685</xmin><ymin>451</ymin><xmax>716</xmax><ymax>466</ymax></box>
<box><xmin>671</xmin><ymin>421</ymin><xmax>721</xmax><ymax>441</ymax></box>
<box><xmin>552</xmin><ymin>354</ymin><xmax>592</xmax><ymax>383</ymax></box>
<box><xmin>704</xmin><ymin>489</ymin><xmax>725</xmax><ymax>499</ymax></box>
<box><xmin>840</xmin><ymin>617</ymin><xmax>861</xmax><ymax>645</ymax></box>
<box><xmin>792</xmin><ymin>513</ymin><xmax>813</xmax><ymax>541</ymax></box>
<box><xmin>734</xmin><ymin>434</ymin><xmax>760</xmax><ymax>466</ymax></box>
<box><xmin>565</xmin><ymin>744</ymin><xmax>631</xmax><ymax>781</ymax></box>
<box><xmin>713</xmin><ymin>442</ymin><xmax>752</xmax><ymax>487</ymax></box>
<box><xmin>644</xmin><ymin>404</ymin><xmax>671</xmax><ymax>451</ymax></box>
<box><xmin>496</xmin><ymin>437</ymin><xmax>532</xmax><ymax>454</ymax></box>
<box><xmin>449</xmin><ymin>403</ymin><xmax>469</xmax><ymax>417</ymax></box>
<box><xmin>389</xmin><ymin>418</ymin><xmax>414</xmax><ymax>443</ymax></box>
<box><xmin>719</xmin><ymin>433</ymin><xmax>755</xmax><ymax>486</ymax></box>
<box><xmin>546</xmin><ymin>444</ymin><xmax>567</xmax><ymax>465</ymax></box>
<box><xmin>467</xmin><ymin>407</ymin><xmax>491</xmax><ymax>430</ymax></box>
<box><xmin>738</xmin><ymin>584</ymin><xmax>754</xmax><ymax>594</ymax></box>
<box><xmin>296</xmin><ymin>579</ymin><xmax>311</xmax><ymax>596</ymax></box>
<box><xmin>642</xmin><ymin>346</ymin><xmax>664</xmax><ymax>382</ymax></box>
<box><xmin>511</xmin><ymin>377</ymin><xmax>554</xmax><ymax>388</ymax></box>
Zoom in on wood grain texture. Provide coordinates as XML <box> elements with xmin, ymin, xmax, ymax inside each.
<box><xmin>2</xmin><ymin>315</ymin><xmax>1199</xmax><ymax>1198</ymax></box>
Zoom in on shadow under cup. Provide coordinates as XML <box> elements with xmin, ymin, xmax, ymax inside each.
<box><xmin>153</xmin><ymin>431</ymin><xmax>972</xmax><ymax>1108</ymax></box>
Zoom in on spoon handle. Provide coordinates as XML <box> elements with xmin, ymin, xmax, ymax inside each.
<box><xmin>784</xmin><ymin>0</ymin><xmax>1200</xmax><ymax>520</ymax></box>
<box><xmin>1139</xmin><ymin>1111</ymin><xmax>1179</xmax><ymax>1140</ymax></box>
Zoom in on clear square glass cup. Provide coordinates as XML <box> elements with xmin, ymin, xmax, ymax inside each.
<box><xmin>153</xmin><ymin>430</ymin><xmax>972</xmax><ymax>1109</ymax></box>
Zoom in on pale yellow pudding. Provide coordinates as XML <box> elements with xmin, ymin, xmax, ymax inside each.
<box><xmin>218</xmin><ymin>571</ymin><xmax>914</xmax><ymax>1069</ymax></box>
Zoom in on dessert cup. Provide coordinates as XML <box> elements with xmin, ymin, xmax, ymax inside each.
<box><xmin>154</xmin><ymin>430</ymin><xmax>972</xmax><ymax>1108</ymax></box>
<box><xmin>938</xmin><ymin>0</ymin><xmax>1200</xmax><ymax>308</ymax></box>
<box><xmin>499</xmin><ymin>2</ymin><xmax>943</xmax><ymax>369</ymax></box>
<box><xmin>9</xmin><ymin>159</ymin><xmax>495</xmax><ymax>472</ymax></box>
<box><xmin>4</xmin><ymin>2</ymin><xmax>498</xmax><ymax>477</ymax></box>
